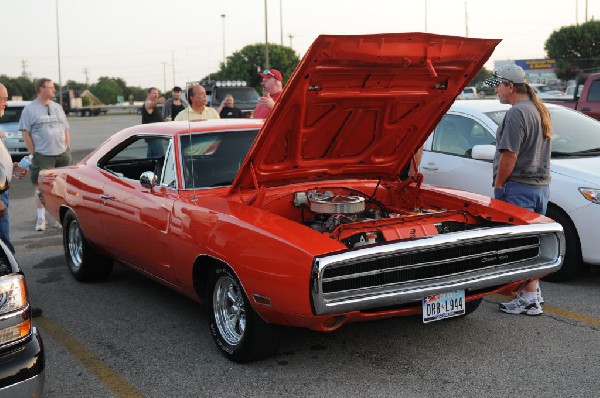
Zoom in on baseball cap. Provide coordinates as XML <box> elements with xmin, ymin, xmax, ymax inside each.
<box><xmin>484</xmin><ymin>64</ymin><xmax>527</xmax><ymax>87</ymax></box>
<box><xmin>258</xmin><ymin>69</ymin><xmax>283</xmax><ymax>81</ymax></box>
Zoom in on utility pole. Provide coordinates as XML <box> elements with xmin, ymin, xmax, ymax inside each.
<box><xmin>279</xmin><ymin>0</ymin><xmax>283</xmax><ymax>46</ymax></box>
<box><xmin>264</xmin><ymin>0</ymin><xmax>269</xmax><ymax>70</ymax></box>
<box><xmin>162</xmin><ymin>62</ymin><xmax>167</xmax><ymax>94</ymax></box>
<box><xmin>172</xmin><ymin>51</ymin><xmax>176</xmax><ymax>88</ymax></box>
<box><xmin>424</xmin><ymin>0</ymin><xmax>428</xmax><ymax>32</ymax></box>
<box><xmin>288</xmin><ymin>34</ymin><xmax>294</xmax><ymax>50</ymax></box>
<box><xmin>21</xmin><ymin>59</ymin><xmax>29</xmax><ymax>79</ymax></box>
<box><xmin>221</xmin><ymin>14</ymin><xmax>226</xmax><ymax>65</ymax></box>
<box><xmin>83</xmin><ymin>67</ymin><xmax>89</xmax><ymax>87</ymax></box>
<box><xmin>464</xmin><ymin>0</ymin><xmax>469</xmax><ymax>37</ymax></box>
<box><xmin>56</xmin><ymin>0</ymin><xmax>63</xmax><ymax>107</ymax></box>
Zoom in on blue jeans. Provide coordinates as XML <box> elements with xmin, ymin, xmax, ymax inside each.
<box><xmin>0</xmin><ymin>191</ymin><xmax>14</xmax><ymax>254</ymax></box>
<box><xmin>494</xmin><ymin>181</ymin><xmax>550</xmax><ymax>216</ymax></box>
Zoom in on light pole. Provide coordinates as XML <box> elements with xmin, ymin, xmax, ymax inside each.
<box><xmin>288</xmin><ymin>34</ymin><xmax>294</xmax><ymax>50</ymax></box>
<box><xmin>221</xmin><ymin>14</ymin><xmax>226</xmax><ymax>65</ymax></box>
<box><xmin>56</xmin><ymin>0</ymin><xmax>63</xmax><ymax>107</ymax></box>
<box><xmin>279</xmin><ymin>0</ymin><xmax>283</xmax><ymax>46</ymax></box>
<box><xmin>264</xmin><ymin>0</ymin><xmax>269</xmax><ymax>70</ymax></box>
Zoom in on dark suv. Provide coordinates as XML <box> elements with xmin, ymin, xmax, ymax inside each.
<box><xmin>202</xmin><ymin>81</ymin><xmax>259</xmax><ymax>117</ymax></box>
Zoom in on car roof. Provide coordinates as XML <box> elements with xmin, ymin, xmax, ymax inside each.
<box><xmin>6</xmin><ymin>100</ymin><xmax>31</xmax><ymax>108</ymax></box>
<box><xmin>449</xmin><ymin>99</ymin><xmax>561</xmax><ymax>115</ymax></box>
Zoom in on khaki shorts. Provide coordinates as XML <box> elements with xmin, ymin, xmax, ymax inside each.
<box><xmin>30</xmin><ymin>149</ymin><xmax>72</xmax><ymax>185</ymax></box>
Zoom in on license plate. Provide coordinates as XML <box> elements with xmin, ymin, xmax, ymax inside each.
<box><xmin>422</xmin><ymin>290</ymin><xmax>465</xmax><ymax>323</ymax></box>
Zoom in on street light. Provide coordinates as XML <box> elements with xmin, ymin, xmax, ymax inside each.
<box><xmin>56</xmin><ymin>0</ymin><xmax>63</xmax><ymax>107</ymax></box>
<box><xmin>264</xmin><ymin>0</ymin><xmax>269</xmax><ymax>69</ymax></box>
<box><xmin>221</xmin><ymin>14</ymin><xmax>226</xmax><ymax>65</ymax></box>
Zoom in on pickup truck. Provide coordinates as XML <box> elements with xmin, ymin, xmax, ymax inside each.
<box><xmin>544</xmin><ymin>73</ymin><xmax>600</xmax><ymax>120</ymax></box>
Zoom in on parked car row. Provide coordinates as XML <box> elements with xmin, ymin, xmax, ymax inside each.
<box><xmin>421</xmin><ymin>100</ymin><xmax>600</xmax><ymax>281</ymax></box>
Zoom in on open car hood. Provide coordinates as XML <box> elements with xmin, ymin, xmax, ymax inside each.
<box><xmin>231</xmin><ymin>33</ymin><xmax>500</xmax><ymax>192</ymax></box>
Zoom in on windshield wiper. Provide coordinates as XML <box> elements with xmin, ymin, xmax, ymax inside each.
<box><xmin>552</xmin><ymin>148</ymin><xmax>600</xmax><ymax>157</ymax></box>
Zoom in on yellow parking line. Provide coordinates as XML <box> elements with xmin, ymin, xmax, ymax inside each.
<box><xmin>34</xmin><ymin>316</ymin><xmax>145</xmax><ymax>398</ymax></box>
<box><xmin>492</xmin><ymin>294</ymin><xmax>600</xmax><ymax>327</ymax></box>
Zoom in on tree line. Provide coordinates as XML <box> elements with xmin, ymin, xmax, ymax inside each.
<box><xmin>2</xmin><ymin>22</ymin><xmax>598</xmax><ymax>106</ymax></box>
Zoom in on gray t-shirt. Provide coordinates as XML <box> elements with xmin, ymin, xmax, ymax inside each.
<box><xmin>493</xmin><ymin>100</ymin><xmax>551</xmax><ymax>186</ymax></box>
<box><xmin>18</xmin><ymin>99</ymin><xmax>69</xmax><ymax>156</ymax></box>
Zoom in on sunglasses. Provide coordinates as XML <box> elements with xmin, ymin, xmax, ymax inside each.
<box><xmin>262</xmin><ymin>70</ymin><xmax>274</xmax><ymax>76</ymax></box>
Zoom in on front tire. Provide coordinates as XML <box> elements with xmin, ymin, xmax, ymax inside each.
<box><xmin>207</xmin><ymin>264</ymin><xmax>280</xmax><ymax>363</ymax></box>
<box><xmin>63</xmin><ymin>210</ymin><xmax>113</xmax><ymax>281</ymax></box>
<box><xmin>543</xmin><ymin>206</ymin><xmax>583</xmax><ymax>282</ymax></box>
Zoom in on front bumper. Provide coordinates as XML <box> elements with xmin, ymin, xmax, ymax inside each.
<box><xmin>311</xmin><ymin>223</ymin><xmax>564</xmax><ymax>315</ymax></box>
<box><xmin>0</xmin><ymin>327</ymin><xmax>45</xmax><ymax>398</ymax></box>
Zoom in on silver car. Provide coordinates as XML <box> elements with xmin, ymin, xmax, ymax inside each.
<box><xmin>0</xmin><ymin>101</ymin><xmax>30</xmax><ymax>158</ymax></box>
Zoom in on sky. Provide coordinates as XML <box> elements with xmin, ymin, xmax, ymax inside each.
<box><xmin>1</xmin><ymin>0</ymin><xmax>598</xmax><ymax>91</ymax></box>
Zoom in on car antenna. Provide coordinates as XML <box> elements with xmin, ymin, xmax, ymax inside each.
<box><xmin>186</xmin><ymin>81</ymin><xmax>198</xmax><ymax>202</ymax></box>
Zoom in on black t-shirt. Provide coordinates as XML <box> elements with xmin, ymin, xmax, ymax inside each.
<box><xmin>141</xmin><ymin>103</ymin><xmax>163</xmax><ymax>124</ymax></box>
<box><xmin>219</xmin><ymin>107</ymin><xmax>243</xmax><ymax>119</ymax></box>
<box><xmin>171</xmin><ymin>103</ymin><xmax>186</xmax><ymax>120</ymax></box>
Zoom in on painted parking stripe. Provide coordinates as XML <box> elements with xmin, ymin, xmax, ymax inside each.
<box><xmin>491</xmin><ymin>294</ymin><xmax>600</xmax><ymax>326</ymax></box>
<box><xmin>34</xmin><ymin>316</ymin><xmax>145</xmax><ymax>398</ymax></box>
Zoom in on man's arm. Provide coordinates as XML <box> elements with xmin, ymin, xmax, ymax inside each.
<box><xmin>22</xmin><ymin>129</ymin><xmax>35</xmax><ymax>154</ymax></box>
<box><xmin>65</xmin><ymin>128</ymin><xmax>70</xmax><ymax>148</ymax></box>
<box><xmin>494</xmin><ymin>150</ymin><xmax>518</xmax><ymax>188</ymax></box>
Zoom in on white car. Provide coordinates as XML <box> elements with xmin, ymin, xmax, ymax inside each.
<box><xmin>421</xmin><ymin>100</ymin><xmax>600</xmax><ymax>281</ymax></box>
<box><xmin>530</xmin><ymin>84</ymin><xmax>567</xmax><ymax>100</ymax></box>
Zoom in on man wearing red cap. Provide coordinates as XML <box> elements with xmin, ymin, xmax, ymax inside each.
<box><xmin>253</xmin><ymin>69</ymin><xmax>283</xmax><ymax>118</ymax></box>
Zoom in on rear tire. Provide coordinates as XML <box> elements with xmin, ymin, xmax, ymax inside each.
<box><xmin>207</xmin><ymin>264</ymin><xmax>280</xmax><ymax>362</ymax></box>
<box><xmin>62</xmin><ymin>210</ymin><xmax>113</xmax><ymax>281</ymax></box>
<box><xmin>542</xmin><ymin>206</ymin><xmax>583</xmax><ymax>282</ymax></box>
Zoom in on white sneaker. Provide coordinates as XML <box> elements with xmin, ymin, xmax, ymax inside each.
<box><xmin>53</xmin><ymin>221</ymin><xmax>62</xmax><ymax>229</ymax></box>
<box><xmin>499</xmin><ymin>295</ymin><xmax>543</xmax><ymax>316</ymax></box>
<box><xmin>537</xmin><ymin>285</ymin><xmax>545</xmax><ymax>305</ymax></box>
<box><xmin>35</xmin><ymin>218</ymin><xmax>46</xmax><ymax>231</ymax></box>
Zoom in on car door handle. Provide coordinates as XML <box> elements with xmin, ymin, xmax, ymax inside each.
<box><xmin>581</xmin><ymin>107</ymin><xmax>591</xmax><ymax>111</ymax></box>
<box><xmin>421</xmin><ymin>164</ymin><xmax>439</xmax><ymax>171</ymax></box>
<box><xmin>100</xmin><ymin>194</ymin><xmax>115</xmax><ymax>200</ymax></box>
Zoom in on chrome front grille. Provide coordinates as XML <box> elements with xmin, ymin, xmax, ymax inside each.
<box><xmin>322</xmin><ymin>236</ymin><xmax>540</xmax><ymax>293</ymax></box>
<box><xmin>311</xmin><ymin>223</ymin><xmax>564</xmax><ymax>315</ymax></box>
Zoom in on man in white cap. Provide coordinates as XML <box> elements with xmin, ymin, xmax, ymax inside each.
<box><xmin>484</xmin><ymin>64</ymin><xmax>552</xmax><ymax>316</ymax></box>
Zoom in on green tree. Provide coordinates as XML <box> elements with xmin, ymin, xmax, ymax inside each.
<box><xmin>90</xmin><ymin>77</ymin><xmax>123</xmax><ymax>104</ymax></box>
<box><xmin>0</xmin><ymin>75</ymin><xmax>35</xmax><ymax>100</ymax></box>
<box><xmin>545</xmin><ymin>20</ymin><xmax>600</xmax><ymax>80</ymax></box>
<box><xmin>204</xmin><ymin>43</ymin><xmax>301</xmax><ymax>91</ymax></box>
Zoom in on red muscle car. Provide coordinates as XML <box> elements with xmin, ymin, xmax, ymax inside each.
<box><xmin>40</xmin><ymin>33</ymin><xmax>564</xmax><ymax>363</ymax></box>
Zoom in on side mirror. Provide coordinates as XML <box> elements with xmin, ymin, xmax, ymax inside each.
<box><xmin>140</xmin><ymin>171</ymin><xmax>156</xmax><ymax>190</ymax></box>
<box><xmin>471</xmin><ymin>144</ymin><xmax>496</xmax><ymax>161</ymax></box>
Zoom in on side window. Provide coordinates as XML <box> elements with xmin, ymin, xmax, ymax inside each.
<box><xmin>100</xmin><ymin>136</ymin><xmax>171</xmax><ymax>181</ymax></box>
<box><xmin>161</xmin><ymin>140</ymin><xmax>177</xmax><ymax>188</ymax></box>
<box><xmin>432</xmin><ymin>115</ymin><xmax>494</xmax><ymax>157</ymax></box>
<box><xmin>586</xmin><ymin>79</ymin><xmax>600</xmax><ymax>102</ymax></box>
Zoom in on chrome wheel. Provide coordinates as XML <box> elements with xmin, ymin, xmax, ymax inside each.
<box><xmin>67</xmin><ymin>220</ymin><xmax>83</xmax><ymax>270</ymax></box>
<box><xmin>213</xmin><ymin>275</ymin><xmax>246</xmax><ymax>346</ymax></box>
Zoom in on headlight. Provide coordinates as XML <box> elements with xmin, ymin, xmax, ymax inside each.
<box><xmin>579</xmin><ymin>188</ymin><xmax>600</xmax><ymax>204</ymax></box>
<box><xmin>0</xmin><ymin>274</ymin><xmax>27</xmax><ymax>314</ymax></box>
<box><xmin>0</xmin><ymin>275</ymin><xmax>30</xmax><ymax>345</ymax></box>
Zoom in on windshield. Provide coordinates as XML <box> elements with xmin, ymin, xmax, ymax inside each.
<box><xmin>484</xmin><ymin>106</ymin><xmax>600</xmax><ymax>155</ymax></box>
<box><xmin>180</xmin><ymin>129</ymin><xmax>258</xmax><ymax>189</ymax></box>
<box><xmin>0</xmin><ymin>105</ymin><xmax>24</xmax><ymax>124</ymax></box>
<box><xmin>214</xmin><ymin>87</ymin><xmax>260</xmax><ymax>103</ymax></box>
